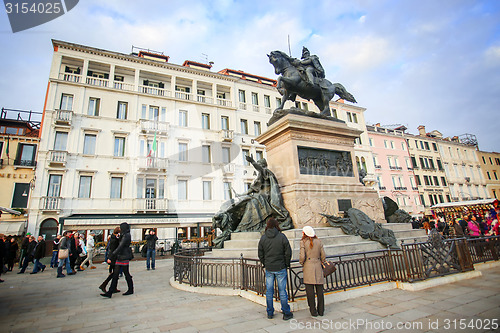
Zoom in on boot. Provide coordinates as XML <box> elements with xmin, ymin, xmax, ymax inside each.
<box><xmin>123</xmin><ymin>274</ymin><xmax>134</xmax><ymax>295</ymax></box>
<box><xmin>57</xmin><ymin>266</ymin><xmax>65</xmax><ymax>278</ymax></box>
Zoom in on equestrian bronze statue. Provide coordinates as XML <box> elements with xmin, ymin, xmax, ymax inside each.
<box><xmin>268</xmin><ymin>47</ymin><xmax>356</xmax><ymax>117</ymax></box>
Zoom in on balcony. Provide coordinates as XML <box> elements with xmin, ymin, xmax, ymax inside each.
<box><xmin>239</xmin><ymin>102</ymin><xmax>247</xmax><ymax>110</ymax></box>
<box><xmin>139</xmin><ymin>85</ymin><xmax>172</xmax><ymax>97</ymax></box>
<box><xmin>175</xmin><ymin>91</ymin><xmax>193</xmax><ymax>101</ymax></box>
<box><xmin>407</xmin><ymin>167</ymin><xmax>413</xmax><ymax>171</ymax></box>
<box><xmin>252</xmin><ymin>105</ymin><xmax>260</xmax><ymax>112</ymax></box>
<box><xmin>217</xmin><ymin>98</ymin><xmax>232</xmax><ymax>107</ymax></box>
<box><xmin>222</xmin><ymin>163</ymin><xmax>235</xmax><ymax>174</ymax></box>
<box><xmin>412</xmin><ymin>187</ymin><xmax>419</xmax><ymax>191</ymax></box>
<box><xmin>389</xmin><ymin>166</ymin><xmax>403</xmax><ymax>170</ymax></box>
<box><xmin>138</xmin><ymin>157</ymin><xmax>169</xmax><ymax>170</ymax></box>
<box><xmin>394</xmin><ymin>187</ymin><xmax>408</xmax><ymax>191</ymax></box>
<box><xmin>140</xmin><ymin>120</ymin><xmax>170</xmax><ymax>136</ymax></box>
<box><xmin>49</xmin><ymin>150</ymin><xmax>67</xmax><ymax>167</ymax></box>
<box><xmin>113</xmin><ymin>81</ymin><xmax>135</xmax><ymax>91</ymax></box>
<box><xmin>220</xmin><ymin>129</ymin><xmax>234</xmax><ymax>142</ymax></box>
<box><xmin>197</xmin><ymin>95</ymin><xmax>213</xmax><ymax>104</ymax></box>
<box><xmin>379</xmin><ymin>186</ymin><xmax>387</xmax><ymax>190</ymax></box>
<box><xmin>59</xmin><ymin>73</ymin><xmax>82</xmax><ymax>83</ymax></box>
<box><xmin>54</xmin><ymin>110</ymin><xmax>73</xmax><ymax>125</ymax></box>
<box><xmin>374</xmin><ymin>165</ymin><xmax>381</xmax><ymax>169</ymax></box>
<box><xmin>265</xmin><ymin>107</ymin><xmax>272</xmax><ymax>114</ymax></box>
<box><xmin>13</xmin><ymin>159</ymin><xmax>36</xmax><ymax>167</ymax></box>
<box><xmin>135</xmin><ymin>198</ymin><xmax>167</xmax><ymax>212</ymax></box>
<box><xmin>41</xmin><ymin>197</ymin><xmax>61</xmax><ymax>211</ymax></box>
<box><xmin>86</xmin><ymin>77</ymin><xmax>109</xmax><ymax>87</ymax></box>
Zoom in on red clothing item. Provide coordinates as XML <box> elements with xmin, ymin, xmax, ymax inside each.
<box><xmin>468</xmin><ymin>221</ymin><xmax>481</xmax><ymax>237</ymax></box>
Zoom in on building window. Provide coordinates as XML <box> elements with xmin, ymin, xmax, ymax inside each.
<box><xmin>256</xmin><ymin>150</ymin><xmax>264</xmax><ymax>161</ymax></box>
<box><xmin>441</xmin><ymin>177</ymin><xmax>447</xmax><ymax>186</ymax></box>
<box><xmin>178</xmin><ymin>142</ymin><xmax>187</xmax><ymax>162</ymax></box>
<box><xmin>432</xmin><ymin>142</ymin><xmax>438</xmax><ymax>151</ymax></box>
<box><xmin>487</xmin><ymin>171</ymin><xmax>491</xmax><ymax>180</ymax></box>
<box><xmin>11</xmin><ymin>183</ymin><xmax>30</xmax><ymax>208</ymax></box>
<box><xmin>424</xmin><ymin>142</ymin><xmax>430</xmax><ymax>150</ymax></box>
<box><xmin>390</xmin><ymin>141</ymin><xmax>395</xmax><ymax>149</ymax></box>
<box><xmin>179</xmin><ymin>110</ymin><xmax>188</xmax><ymax>127</ymax></box>
<box><xmin>276</xmin><ymin>97</ymin><xmax>281</xmax><ymax>107</ymax></box>
<box><xmin>117</xmin><ymin>101</ymin><xmax>128</xmax><ymax>120</ymax></box>
<box><xmin>54</xmin><ymin>131</ymin><xmax>68</xmax><ymax>151</ymax></box>
<box><xmin>87</xmin><ymin>97</ymin><xmax>100</xmax><ymax>116</ymax></box>
<box><xmin>238</xmin><ymin>90</ymin><xmax>246</xmax><ymax>103</ymax></box>
<box><xmin>352</xmin><ymin>113</ymin><xmax>358</xmax><ymax>123</ymax></box>
<box><xmin>264</xmin><ymin>95</ymin><xmax>271</xmax><ymax>108</ymax></box>
<box><xmin>114</xmin><ymin>137</ymin><xmax>125</xmax><ymax>157</ymax></box>
<box><xmin>495</xmin><ymin>171</ymin><xmax>498</xmax><ymax>180</ymax></box>
<box><xmin>47</xmin><ymin>174</ymin><xmax>62</xmax><ymax>197</ymax></box>
<box><xmin>202</xmin><ymin>145</ymin><xmax>211</xmax><ymax>163</ymax></box>
<box><xmin>203</xmin><ymin>181</ymin><xmax>212</xmax><ymax>200</ymax></box>
<box><xmin>242</xmin><ymin>149</ymin><xmax>250</xmax><ymax>166</ymax></box>
<box><xmin>254</xmin><ymin>121</ymin><xmax>261</xmax><ymax>136</ymax></box>
<box><xmin>251</xmin><ymin>92</ymin><xmax>259</xmax><ymax>105</ymax></box>
<box><xmin>14</xmin><ymin>143</ymin><xmax>36</xmax><ymax>166</ymax></box>
<box><xmin>433</xmin><ymin>176</ymin><xmax>439</xmax><ymax>186</ymax></box>
<box><xmin>240</xmin><ymin>119</ymin><xmax>248</xmax><ymax>134</ymax></box>
<box><xmin>83</xmin><ymin>134</ymin><xmax>96</xmax><ymax>155</ymax></box>
<box><xmin>223</xmin><ymin>182</ymin><xmax>232</xmax><ymax>200</ymax></box>
<box><xmin>78</xmin><ymin>175</ymin><xmax>92</xmax><ymax>198</ymax></box>
<box><xmin>110</xmin><ymin>177</ymin><xmax>123</xmax><ymax>199</ymax></box>
<box><xmin>202</xmin><ymin>113</ymin><xmax>210</xmax><ymax>130</ymax></box>
<box><xmin>369</xmin><ymin>138</ymin><xmax>374</xmax><ymax>147</ymax></box>
<box><xmin>178</xmin><ymin>180</ymin><xmax>187</xmax><ymax>200</ymax></box>
<box><xmin>415</xmin><ymin>175</ymin><xmax>421</xmax><ymax>186</ymax></box>
<box><xmin>384</xmin><ymin>140</ymin><xmax>388</xmax><ymax>148</ymax></box>
<box><xmin>222</xmin><ymin>147</ymin><xmax>231</xmax><ymax>164</ymax></box>
<box><xmin>60</xmin><ymin>94</ymin><xmax>73</xmax><ymax>110</ymax></box>
<box><xmin>347</xmin><ymin>112</ymin><xmax>353</xmax><ymax>122</ymax></box>
<box><xmin>401</xmin><ymin>142</ymin><xmax>406</xmax><ymax>150</ymax></box>
<box><xmin>221</xmin><ymin>116</ymin><xmax>229</xmax><ymax>130</ymax></box>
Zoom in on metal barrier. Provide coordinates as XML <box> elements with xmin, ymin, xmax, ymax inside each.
<box><xmin>173</xmin><ymin>236</ymin><xmax>500</xmax><ymax>302</ymax></box>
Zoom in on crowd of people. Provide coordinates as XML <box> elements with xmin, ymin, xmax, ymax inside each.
<box><xmin>411</xmin><ymin>205</ymin><xmax>500</xmax><ymax>238</ymax></box>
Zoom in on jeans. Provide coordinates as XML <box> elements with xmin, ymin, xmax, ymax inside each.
<box><xmin>18</xmin><ymin>249</ymin><xmax>26</xmax><ymax>269</ymax></box>
<box><xmin>32</xmin><ymin>259</ymin><xmax>46</xmax><ymax>273</ymax></box>
<box><xmin>265</xmin><ymin>269</ymin><xmax>291</xmax><ymax>316</ymax></box>
<box><xmin>146</xmin><ymin>248</ymin><xmax>156</xmax><ymax>269</ymax></box>
<box><xmin>108</xmin><ymin>264</ymin><xmax>133</xmax><ymax>296</ymax></box>
<box><xmin>50</xmin><ymin>250</ymin><xmax>59</xmax><ymax>267</ymax></box>
<box><xmin>58</xmin><ymin>256</ymin><xmax>72</xmax><ymax>274</ymax></box>
<box><xmin>81</xmin><ymin>248</ymin><xmax>94</xmax><ymax>267</ymax></box>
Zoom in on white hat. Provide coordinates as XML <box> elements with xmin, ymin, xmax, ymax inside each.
<box><xmin>302</xmin><ymin>226</ymin><xmax>315</xmax><ymax>237</ymax></box>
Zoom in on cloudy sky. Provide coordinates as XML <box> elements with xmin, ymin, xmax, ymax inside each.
<box><xmin>1</xmin><ymin>0</ymin><xmax>499</xmax><ymax>151</ymax></box>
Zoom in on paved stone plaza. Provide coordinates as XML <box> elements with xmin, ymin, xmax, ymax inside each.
<box><xmin>1</xmin><ymin>259</ymin><xmax>499</xmax><ymax>333</ymax></box>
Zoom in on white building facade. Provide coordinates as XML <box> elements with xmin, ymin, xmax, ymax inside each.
<box><xmin>28</xmin><ymin>40</ymin><xmax>369</xmax><ymax>242</ymax></box>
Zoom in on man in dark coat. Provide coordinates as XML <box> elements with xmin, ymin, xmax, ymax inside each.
<box><xmin>18</xmin><ymin>233</ymin><xmax>30</xmax><ymax>269</ymax></box>
<box><xmin>145</xmin><ymin>230</ymin><xmax>158</xmax><ymax>270</ymax></box>
<box><xmin>18</xmin><ymin>236</ymin><xmax>36</xmax><ymax>273</ymax></box>
<box><xmin>31</xmin><ymin>236</ymin><xmax>47</xmax><ymax>274</ymax></box>
<box><xmin>258</xmin><ymin>218</ymin><xmax>293</xmax><ymax>321</ymax></box>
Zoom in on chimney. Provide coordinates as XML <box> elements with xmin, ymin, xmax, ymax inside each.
<box><xmin>417</xmin><ymin>125</ymin><xmax>426</xmax><ymax>136</ymax></box>
<box><xmin>375</xmin><ymin>123</ymin><xmax>381</xmax><ymax>127</ymax></box>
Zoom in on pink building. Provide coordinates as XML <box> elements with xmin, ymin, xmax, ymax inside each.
<box><xmin>367</xmin><ymin>124</ymin><xmax>424</xmax><ymax>217</ymax></box>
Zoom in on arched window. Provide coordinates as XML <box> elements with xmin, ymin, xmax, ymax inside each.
<box><xmin>39</xmin><ymin>218</ymin><xmax>58</xmax><ymax>241</ymax></box>
<box><xmin>361</xmin><ymin>157</ymin><xmax>367</xmax><ymax>171</ymax></box>
<box><xmin>356</xmin><ymin>156</ymin><xmax>361</xmax><ymax>171</ymax></box>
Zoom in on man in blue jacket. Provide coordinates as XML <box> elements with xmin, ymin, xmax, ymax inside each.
<box><xmin>258</xmin><ymin>217</ymin><xmax>293</xmax><ymax>321</ymax></box>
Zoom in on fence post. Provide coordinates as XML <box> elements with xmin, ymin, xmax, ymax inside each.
<box><xmin>240</xmin><ymin>254</ymin><xmax>244</xmax><ymax>290</ymax></box>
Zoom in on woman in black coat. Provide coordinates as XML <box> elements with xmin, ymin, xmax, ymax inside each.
<box><xmin>8</xmin><ymin>237</ymin><xmax>19</xmax><ymax>271</ymax></box>
<box><xmin>100</xmin><ymin>223</ymin><xmax>134</xmax><ymax>298</ymax></box>
<box><xmin>99</xmin><ymin>227</ymin><xmax>120</xmax><ymax>293</ymax></box>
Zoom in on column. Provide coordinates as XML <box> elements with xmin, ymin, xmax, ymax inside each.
<box><xmin>82</xmin><ymin>59</ymin><xmax>89</xmax><ymax>85</ymax></box>
<box><xmin>109</xmin><ymin>64</ymin><xmax>115</xmax><ymax>89</ymax></box>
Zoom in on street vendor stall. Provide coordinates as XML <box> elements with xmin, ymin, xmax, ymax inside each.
<box><xmin>431</xmin><ymin>198</ymin><xmax>499</xmax><ymax>222</ymax></box>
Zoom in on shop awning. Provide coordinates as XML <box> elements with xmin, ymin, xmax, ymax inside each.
<box><xmin>0</xmin><ymin>206</ymin><xmax>22</xmax><ymax>215</ymax></box>
<box><xmin>0</xmin><ymin>221</ymin><xmax>26</xmax><ymax>235</ymax></box>
<box><xmin>431</xmin><ymin>198</ymin><xmax>498</xmax><ymax>210</ymax></box>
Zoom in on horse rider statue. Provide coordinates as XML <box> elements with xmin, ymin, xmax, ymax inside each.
<box><xmin>290</xmin><ymin>47</ymin><xmax>325</xmax><ymax>87</ymax></box>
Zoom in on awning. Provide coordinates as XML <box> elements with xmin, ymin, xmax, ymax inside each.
<box><xmin>431</xmin><ymin>198</ymin><xmax>498</xmax><ymax>209</ymax></box>
<box><xmin>61</xmin><ymin>215</ymin><xmax>213</xmax><ymax>230</ymax></box>
<box><xmin>0</xmin><ymin>221</ymin><xmax>27</xmax><ymax>235</ymax></box>
<box><xmin>0</xmin><ymin>206</ymin><xmax>22</xmax><ymax>215</ymax></box>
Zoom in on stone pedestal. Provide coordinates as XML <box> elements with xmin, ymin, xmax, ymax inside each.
<box><xmin>256</xmin><ymin>113</ymin><xmax>385</xmax><ymax>229</ymax></box>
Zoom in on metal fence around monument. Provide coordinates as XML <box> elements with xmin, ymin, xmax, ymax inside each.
<box><xmin>173</xmin><ymin>236</ymin><xmax>500</xmax><ymax>302</ymax></box>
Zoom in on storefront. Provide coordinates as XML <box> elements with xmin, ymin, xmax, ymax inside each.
<box><xmin>431</xmin><ymin>198</ymin><xmax>499</xmax><ymax>222</ymax></box>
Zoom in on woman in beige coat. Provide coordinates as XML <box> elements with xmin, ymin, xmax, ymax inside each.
<box><xmin>299</xmin><ymin>226</ymin><xmax>326</xmax><ymax>316</ymax></box>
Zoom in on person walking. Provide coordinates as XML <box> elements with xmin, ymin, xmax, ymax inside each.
<box><xmin>257</xmin><ymin>217</ymin><xmax>293</xmax><ymax>321</ymax></box>
<box><xmin>50</xmin><ymin>235</ymin><xmax>61</xmax><ymax>268</ymax></box>
<box><xmin>100</xmin><ymin>222</ymin><xmax>134</xmax><ymax>298</ymax></box>
<box><xmin>57</xmin><ymin>231</ymin><xmax>76</xmax><ymax>278</ymax></box>
<box><xmin>99</xmin><ymin>227</ymin><xmax>120</xmax><ymax>294</ymax></box>
<box><xmin>31</xmin><ymin>235</ymin><xmax>46</xmax><ymax>274</ymax></box>
<box><xmin>80</xmin><ymin>232</ymin><xmax>96</xmax><ymax>270</ymax></box>
<box><xmin>145</xmin><ymin>230</ymin><xmax>158</xmax><ymax>270</ymax></box>
<box><xmin>18</xmin><ymin>236</ymin><xmax>36</xmax><ymax>274</ymax></box>
<box><xmin>18</xmin><ymin>233</ymin><xmax>30</xmax><ymax>269</ymax></box>
<box><xmin>7</xmin><ymin>237</ymin><xmax>18</xmax><ymax>271</ymax></box>
<box><xmin>299</xmin><ymin>226</ymin><xmax>326</xmax><ymax>317</ymax></box>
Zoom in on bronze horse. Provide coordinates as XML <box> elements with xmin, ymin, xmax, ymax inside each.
<box><xmin>268</xmin><ymin>50</ymin><xmax>356</xmax><ymax>117</ymax></box>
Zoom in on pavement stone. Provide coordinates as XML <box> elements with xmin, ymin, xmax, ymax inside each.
<box><xmin>0</xmin><ymin>259</ymin><xmax>499</xmax><ymax>332</ymax></box>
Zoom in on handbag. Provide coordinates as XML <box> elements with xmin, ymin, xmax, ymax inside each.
<box><xmin>322</xmin><ymin>260</ymin><xmax>336</xmax><ymax>277</ymax></box>
<box><xmin>58</xmin><ymin>248</ymin><xmax>69</xmax><ymax>259</ymax></box>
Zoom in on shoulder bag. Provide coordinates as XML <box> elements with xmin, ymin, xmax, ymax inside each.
<box><xmin>322</xmin><ymin>260</ymin><xmax>336</xmax><ymax>277</ymax></box>
<box><xmin>58</xmin><ymin>248</ymin><xmax>69</xmax><ymax>259</ymax></box>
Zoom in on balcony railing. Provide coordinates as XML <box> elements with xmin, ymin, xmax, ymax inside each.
<box><xmin>252</xmin><ymin>105</ymin><xmax>259</xmax><ymax>112</ymax></box>
<box><xmin>265</xmin><ymin>107</ymin><xmax>272</xmax><ymax>114</ymax></box>
<box><xmin>135</xmin><ymin>198</ymin><xmax>167</xmax><ymax>211</ymax></box>
<box><xmin>197</xmin><ymin>95</ymin><xmax>213</xmax><ymax>104</ymax></box>
<box><xmin>139</xmin><ymin>85</ymin><xmax>172</xmax><ymax>97</ymax></box>
<box><xmin>140</xmin><ymin>120</ymin><xmax>170</xmax><ymax>136</ymax></box>
<box><xmin>223</xmin><ymin>163</ymin><xmax>235</xmax><ymax>174</ymax></box>
<box><xmin>220</xmin><ymin>129</ymin><xmax>234</xmax><ymax>142</ymax></box>
<box><xmin>137</xmin><ymin>157</ymin><xmax>169</xmax><ymax>170</ymax></box>
<box><xmin>86</xmin><ymin>77</ymin><xmax>109</xmax><ymax>87</ymax></box>
<box><xmin>239</xmin><ymin>102</ymin><xmax>247</xmax><ymax>110</ymax></box>
<box><xmin>389</xmin><ymin>166</ymin><xmax>402</xmax><ymax>170</ymax></box>
<box><xmin>412</xmin><ymin>187</ymin><xmax>419</xmax><ymax>191</ymax></box>
<box><xmin>217</xmin><ymin>98</ymin><xmax>232</xmax><ymax>107</ymax></box>
<box><xmin>55</xmin><ymin>110</ymin><xmax>73</xmax><ymax>125</ymax></box>
<box><xmin>394</xmin><ymin>186</ymin><xmax>408</xmax><ymax>191</ymax></box>
<box><xmin>113</xmin><ymin>82</ymin><xmax>135</xmax><ymax>91</ymax></box>
<box><xmin>374</xmin><ymin>165</ymin><xmax>381</xmax><ymax>169</ymax></box>
<box><xmin>175</xmin><ymin>91</ymin><xmax>193</xmax><ymax>101</ymax></box>
<box><xmin>59</xmin><ymin>73</ymin><xmax>81</xmax><ymax>83</ymax></box>
<box><xmin>13</xmin><ymin>159</ymin><xmax>36</xmax><ymax>167</ymax></box>
<box><xmin>49</xmin><ymin>150</ymin><xmax>67</xmax><ymax>166</ymax></box>
<box><xmin>379</xmin><ymin>186</ymin><xmax>386</xmax><ymax>190</ymax></box>
<box><xmin>41</xmin><ymin>197</ymin><xmax>61</xmax><ymax>211</ymax></box>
